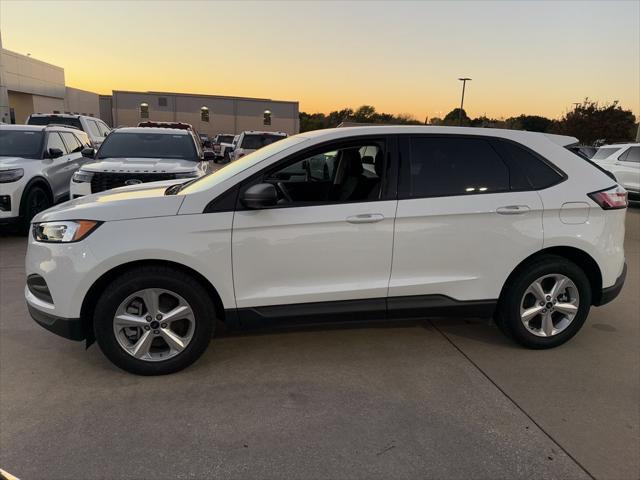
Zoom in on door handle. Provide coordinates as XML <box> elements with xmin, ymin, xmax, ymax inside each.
<box><xmin>346</xmin><ymin>213</ymin><xmax>385</xmax><ymax>224</ymax></box>
<box><xmin>496</xmin><ymin>205</ymin><xmax>530</xmax><ymax>215</ymax></box>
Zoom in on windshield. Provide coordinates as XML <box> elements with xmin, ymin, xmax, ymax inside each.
<box><xmin>241</xmin><ymin>134</ymin><xmax>287</xmax><ymax>150</ymax></box>
<box><xmin>180</xmin><ymin>135</ymin><xmax>307</xmax><ymax>195</ymax></box>
<box><xmin>592</xmin><ymin>147</ymin><xmax>621</xmax><ymax>160</ymax></box>
<box><xmin>27</xmin><ymin>116</ymin><xmax>82</xmax><ymax>129</ymax></box>
<box><xmin>97</xmin><ymin>132</ymin><xmax>198</xmax><ymax>160</ymax></box>
<box><xmin>0</xmin><ymin>130</ymin><xmax>44</xmax><ymax>158</ymax></box>
<box><xmin>218</xmin><ymin>135</ymin><xmax>234</xmax><ymax>144</ymax></box>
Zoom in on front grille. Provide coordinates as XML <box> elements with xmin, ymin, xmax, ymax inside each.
<box><xmin>90</xmin><ymin>172</ymin><xmax>176</xmax><ymax>193</ymax></box>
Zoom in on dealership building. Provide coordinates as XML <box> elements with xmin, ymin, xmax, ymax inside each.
<box><xmin>104</xmin><ymin>90</ymin><xmax>299</xmax><ymax>136</ymax></box>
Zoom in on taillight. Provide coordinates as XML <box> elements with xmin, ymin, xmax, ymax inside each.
<box><xmin>588</xmin><ymin>185</ymin><xmax>628</xmax><ymax>210</ymax></box>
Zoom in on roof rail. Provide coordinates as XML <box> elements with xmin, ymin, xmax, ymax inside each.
<box><xmin>44</xmin><ymin>124</ymin><xmax>82</xmax><ymax>131</ymax></box>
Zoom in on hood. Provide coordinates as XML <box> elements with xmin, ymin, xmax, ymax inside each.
<box><xmin>0</xmin><ymin>156</ymin><xmax>36</xmax><ymax>168</ymax></box>
<box><xmin>81</xmin><ymin>157</ymin><xmax>199</xmax><ymax>173</ymax></box>
<box><xmin>34</xmin><ymin>181</ymin><xmax>185</xmax><ymax>223</ymax></box>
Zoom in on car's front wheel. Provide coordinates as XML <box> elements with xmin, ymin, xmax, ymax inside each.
<box><xmin>94</xmin><ymin>266</ymin><xmax>215</xmax><ymax>375</ymax></box>
<box><xmin>20</xmin><ymin>185</ymin><xmax>51</xmax><ymax>234</ymax></box>
<box><xmin>496</xmin><ymin>255</ymin><xmax>592</xmax><ymax>348</ymax></box>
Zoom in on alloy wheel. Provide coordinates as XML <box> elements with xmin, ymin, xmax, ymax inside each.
<box><xmin>519</xmin><ymin>274</ymin><xmax>580</xmax><ymax>337</ymax></box>
<box><xmin>113</xmin><ymin>288</ymin><xmax>196</xmax><ymax>361</ymax></box>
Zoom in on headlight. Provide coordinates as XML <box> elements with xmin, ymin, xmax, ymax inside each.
<box><xmin>72</xmin><ymin>171</ymin><xmax>94</xmax><ymax>183</ymax></box>
<box><xmin>33</xmin><ymin>220</ymin><xmax>101</xmax><ymax>243</ymax></box>
<box><xmin>174</xmin><ymin>171</ymin><xmax>200</xmax><ymax>179</ymax></box>
<box><xmin>0</xmin><ymin>168</ymin><xmax>24</xmax><ymax>183</ymax></box>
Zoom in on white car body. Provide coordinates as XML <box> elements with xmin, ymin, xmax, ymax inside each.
<box><xmin>25</xmin><ymin>126</ymin><xmax>628</xmax><ymax>374</ymax></box>
<box><xmin>0</xmin><ymin>124</ymin><xmax>91</xmax><ymax>225</ymax></box>
<box><xmin>69</xmin><ymin>127</ymin><xmax>216</xmax><ymax>198</ymax></box>
<box><xmin>591</xmin><ymin>143</ymin><xmax>639</xmax><ymax>200</ymax></box>
<box><xmin>230</xmin><ymin>131</ymin><xmax>288</xmax><ymax>161</ymax></box>
<box><xmin>27</xmin><ymin>113</ymin><xmax>111</xmax><ymax>148</ymax></box>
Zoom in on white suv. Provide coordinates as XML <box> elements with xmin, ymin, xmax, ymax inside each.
<box><xmin>69</xmin><ymin>127</ymin><xmax>217</xmax><ymax>198</ymax></box>
<box><xmin>230</xmin><ymin>131</ymin><xmax>288</xmax><ymax>161</ymax></box>
<box><xmin>0</xmin><ymin>124</ymin><xmax>92</xmax><ymax>231</ymax></box>
<box><xmin>591</xmin><ymin>143</ymin><xmax>639</xmax><ymax>201</ymax></box>
<box><xmin>25</xmin><ymin>126</ymin><xmax>628</xmax><ymax>375</ymax></box>
<box><xmin>27</xmin><ymin>113</ymin><xmax>111</xmax><ymax>148</ymax></box>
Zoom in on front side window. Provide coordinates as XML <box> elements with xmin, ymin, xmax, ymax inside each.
<box><xmin>0</xmin><ymin>130</ymin><xmax>44</xmax><ymax>158</ymax></box>
<box><xmin>96</xmin><ymin>132</ymin><xmax>198</xmax><ymax>160</ymax></box>
<box><xmin>75</xmin><ymin>132</ymin><xmax>91</xmax><ymax>148</ymax></box>
<box><xmin>60</xmin><ymin>132</ymin><xmax>82</xmax><ymax>153</ymax></box>
<box><xmin>257</xmin><ymin>142</ymin><xmax>385</xmax><ymax>205</ymax></box>
<box><xmin>96</xmin><ymin>121</ymin><xmax>111</xmax><ymax>136</ymax></box>
<box><xmin>408</xmin><ymin>137</ymin><xmax>509</xmax><ymax>197</ymax></box>
<box><xmin>86</xmin><ymin>120</ymin><xmax>102</xmax><ymax>138</ymax></box>
<box><xmin>46</xmin><ymin>132</ymin><xmax>68</xmax><ymax>155</ymax></box>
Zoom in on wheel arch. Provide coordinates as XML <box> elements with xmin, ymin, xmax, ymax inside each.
<box><xmin>19</xmin><ymin>176</ymin><xmax>54</xmax><ymax>214</ymax></box>
<box><xmin>499</xmin><ymin>246</ymin><xmax>603</xmax><ymax>306</ymax></box>
<box><xmin>80</xmin><ymin>259</ymin><xmax>228</xmax><ymax>346</ymax></box>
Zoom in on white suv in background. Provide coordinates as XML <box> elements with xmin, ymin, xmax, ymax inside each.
<box><xmin>230</xmin><ymin>131</ymin><xmax>288</xmax><ymax>161</ymax></box>
<box><xmin>27</xmin><ymin>113</ymin><xmax>111</xmax><ymax>148</ymax></box>
<box><xmin>0</xmin><ymin>124</ymin><xmax>92</xmax><ymax>231</ymax></box>
<box><xmin>591</xmin><ymin>143</ymin><xmax>639</xmax><ymax>201</ymax></box>
<box><xmin>69</xmin><ymin>127</ymin><xmax>217</xmax><ymax>198</ymax></box>
<box><xmin>25</xmin><ymin>126</ymin><xmax>627</xmax><ymax>375</ymax></box>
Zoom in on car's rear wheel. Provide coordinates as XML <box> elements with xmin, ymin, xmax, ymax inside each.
<box><xmin>496</xmin><ymin>255</ymin><xmax>591</xmax><ymax>348</ymax></box>
<box><xmin>20</xmin><ymin>185</ymin><xmax>51</xmax><ymax>234</ymax></box>
<box><xmin>94</xmin><ymin>266</ymin><xmax>215</xmax><ymax>375</ymax></box>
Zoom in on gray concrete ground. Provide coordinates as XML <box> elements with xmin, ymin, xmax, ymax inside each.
<box><xmin>0</xmin><ymin>209</ymin><xmax>638</xmax><ymax>480</ymax></box>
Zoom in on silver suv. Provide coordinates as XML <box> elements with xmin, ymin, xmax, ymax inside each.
<box><xmin>27</xmin><ymin>113</ymin><xmax>111</xmax><ymax>148</ymax></box>
<box><xmin>0</xmin><ymin>124</ymin><xmax>92</xmax><ymax>231</ymax></box>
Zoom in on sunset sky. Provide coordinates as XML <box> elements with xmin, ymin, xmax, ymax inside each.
<box><xmin>1</xmin><ymin>0</ymin><xmax>638</xmax><ymax>121</ymax></box>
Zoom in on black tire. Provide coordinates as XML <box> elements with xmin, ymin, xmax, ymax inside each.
<box><xmin>20</xmin><ymin>185</ymin><xmax>51</xmax><ymax>234</ymax></box>
<box><xmin>223</xmin><ymin>151</ymin><xmax>231</xmax><ymax>163</ymax></box>
<box><xmin>495</xmin><ymin>255</ymin><xmax>592</xmax><ymax>349</ymax></box>
<box><xmin>94</xmin><ymin>266</ymin><xmax>215</xmax><ymax>375</ymax></box>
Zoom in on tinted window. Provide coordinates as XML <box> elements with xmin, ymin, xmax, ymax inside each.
<box><xmin>621</xmin><ymin>147</ymin><xmax>640</xmax><ymax>163</ymax></box>
<box><xmin>60</xmin><ymin>132</ymin><xmax>82</xmax><ymax>153</ymax></box>
<box><xmin>259</xmin><ymin>142</ymin><xmax>384</xmax><ymax>204</ymax></box>
<box><xmin>218</xmin><ymin>135</ymin><xmax>234</xmax><ymax>144</ymax></box>
<box><xmin>97</xmin><ymin>132</ymin><xmax>197</xmax><ymax>160</ymax></box>
<box><xmin>493</xmin><ymin>140</ymin><xmax>563</xmax><ymax>190</ymax></box>
<box><xmin>86</xmin><ymin>120</ymin><xmax>101</xmax><ymax>138</ymax></box>
<box><xmin>0</xmin><ymin>130</ymin><xmax>44</xmax><ymax>158</ymax></box>
<box><xmin>46</xmin><ymin>132</ymin><xmax>68</xmax><ymax>154</ymax></box>
<box><xmin>592</xmin><ymin>147</ymin><xmax>621</xmax><ymax>160</ymax></box>
<box><xmin>408</xmin><ymin>137</ymin><xmax>509</xmax><ymax>197</ymax></box>
<box><xmin>27</xmin><ymin>116</ymin><xmax>82</xmax><ymax>129</ymax></box>
<box><xmin>241</xmin><ymin>134</ymin><xmax>286</xmax><ymax>150</ymax></box>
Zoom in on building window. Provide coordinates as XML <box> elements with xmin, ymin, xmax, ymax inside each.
<box><xmin>263</xmin><ymin>109</ymin><xmax>271</xmax><ymax>126</ymax></box>
<box><xmin>158</xmin><ymin>97</ymin><xmax>168</xmax><ymax>107</ymax></box>
<box><xmin>140</xmin><ymin>102</ymin><xmax>149</xmax><ymax>119</ymax></box>
<box><xmin>200</xmin><ymin>106</ymin><xmax>210</xmax><ymax>122</ymax></box>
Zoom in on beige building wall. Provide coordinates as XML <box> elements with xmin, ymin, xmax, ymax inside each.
<box><xmin>7</xmin><ymin>91</ymin><xmax>33</xmax><ymax>123</ymax></box>
<box><xmin>1</xmin><ymin>48</ymin><xmax>65</xmax><ymax>99</ymax></box>
<box><xmin>111</xmin><ymin>91</ymin><xmax>299</xmax><ymax>136</ymax></box>
<box><xmin>32</xmin><ymin>94</ymin><xmax>64</xmax><ymax>116</ymax></box>
<box><xmin>64</xmin><ymin>87</ymin><xmax>99</xmax><ymax>116</ymax></box>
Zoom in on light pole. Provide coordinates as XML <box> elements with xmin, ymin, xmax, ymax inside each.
<box><xmin>458</xmin><ymin>77</ymin><xmax>471</xmax><ymax>126</ymax></box>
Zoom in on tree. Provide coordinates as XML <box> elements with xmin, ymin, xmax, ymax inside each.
<box><xmin>552</xmin><ymin>99</ymin><xmax>637</xmax><ymax>145</ymax></box>
<box><xmin>442</xmin><ymin>108</ymin><xmax>471</xmax><ymax>126</ymax></box>
<box><xmin>505</xmin><ymin>115</ymin><xmax>553</xmax><ymax>133</ymax></box>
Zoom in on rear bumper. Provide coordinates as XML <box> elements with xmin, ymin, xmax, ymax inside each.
<box><xmin>28</xmin><ymin>304</ymin><xmax>85</xmax><ymax>341</ymax></box>
<box><xmin>595</xmin><ymin>262</ymin><xmax>627</xmax><ymax>306</ymax></box>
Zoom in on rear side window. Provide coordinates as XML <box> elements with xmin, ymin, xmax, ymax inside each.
<box><xmin>408</xmin><ymin>137</ymin><xmax>510</xmax><ymax>197</ymax></box>
<box><xmin>492</xmin><ymin>140</ymin><xmax>564</xmax><ymax>190</ymax></box>
<box><xmin>620</xmin><ymin>147</ymin><xmax>639</xmax><ymax>163</ymax></box>
<box><xmin>592</xmin><ymin>147</ymin><xmax>621</xmax><ymax>160</ymax></box>
<box><xmin>60</xmin><ymin>132</ymin><xmax>82</xmax><ymax>153</ymax></box>
<box><xmin>85</xmin><ymin>120</ymin><xmax>101</xmax><ymax>138</ymax></box>
<box><xmin>75</xmin><ymin>131</ymin><xmax>91</xmax><ymax>147</ymax></box>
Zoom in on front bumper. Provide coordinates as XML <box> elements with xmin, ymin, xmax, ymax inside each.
<box><xmin>28</xmin><ymin>304</ymin><xmax>85</xmax><ymax>341</ymax></box>
<box><xmin>595</xmin><ymin>262</ymin><xmax>627</xmax><ymax>306</ymax></box>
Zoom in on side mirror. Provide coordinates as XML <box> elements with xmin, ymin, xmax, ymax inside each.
<box><xmin>240</xmin><ymin>183</ymin><xmax>278</xmax><ymax>209</ymax></box>
<box><xmin>203</xmin><ymin>150</ymin><xmax>216</xmax><ymax>161</ymax></box>
<box><xmin>48</xmin><ymin>148</ymin><xmax>64</xmax><ymax>159</ymax></box>
<box><xmin>81</xmin><ymin>147</ymin><xmax>95</xmax><ymax>158</ymax></box>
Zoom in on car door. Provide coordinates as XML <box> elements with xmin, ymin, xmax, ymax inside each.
<box><xmin>42</xmin><ymin>132</ymin><xmax>75</xmax><ymax>201</ymax></box>
<box><xmin>59</xmin><ymin>132</ymin><xmax>86</xmax><ymax>194</ymax></box>
<box><xmin>614</xmin><ymin>147</ymin><xmax>640</xmax><ymax>193</ymax></box>
<box><xmin>388</xmin><ymin>135</ymin><xmax>545</xmax><ymax>315</ymax></box>
<box><xmin>231</xmin><ymin>137</ymin><xmax>397</xmax><ymax>322</ymax></box>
